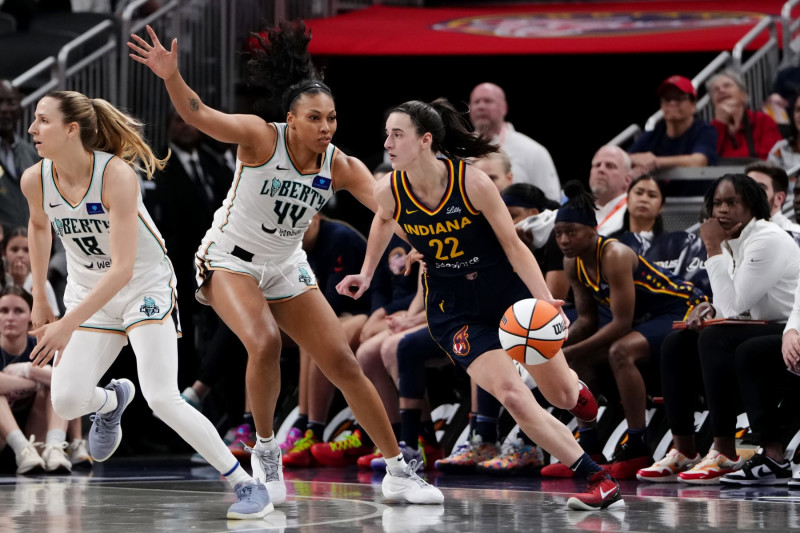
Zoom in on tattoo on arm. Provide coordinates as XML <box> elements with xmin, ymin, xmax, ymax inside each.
<box><xmin>188</xmin><ymin>97</ymin><xmax>199</xmax><ymax>112</ymax></box>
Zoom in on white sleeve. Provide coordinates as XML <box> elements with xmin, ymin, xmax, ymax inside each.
<box><xmin>705</xmin><ymin>231</ymin><xmax>791</xmax><ymax>317</ymax></box>
<box><xmin>784</xmin><ymin>277</ymin><xmax>800</xmax><ymax>335</ymax></box>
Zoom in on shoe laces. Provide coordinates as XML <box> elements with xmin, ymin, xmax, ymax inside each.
<box><xmin>695</xmin><ymin>450</ymin><xmax>728</xmax><ymax>469</ymax></box>
<box><xmin>396</xmin><ymin>459</ymin><xmax>426</xmax><ymax>484</ymax></box>
<box><xmin>245</xmin><ymin>445</ymin><xmax>281</xmax><ymax>481</ymax></box>
<box><xmin>89</xmin><ymin>412</ymin><xmax>116</xmax><ymax>439</ymax></box>
<box><xmin>329</xmin><ymin>433</ymin><xmax>362</xmax><ymax>451</ymax></box>
<box><xmin>741</xmin><ymin>453</ymin><xmax>769</xmax><ymax>471</ymax></box>
<box><xmin>652</xmin><ymin>448</ymin><xmax>683</xmax><ymax>467</ymax></box>
<box><xmin>234</xmin><ymin>481</ymin><xmax>255</xmax><ymax>502</ymax></box>
<box><xmin>586</xmin><ymin>469</ymin><xmax>611</xmax><ymax>491</ymax></box>
<box><xmin>289</xmin><ymin>430</ymin><xmax>317</xmax><ymax>452</ymax></box>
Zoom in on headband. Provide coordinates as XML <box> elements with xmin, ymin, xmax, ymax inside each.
<box><xmin>501</xmin><ymin>193</ymin><xmax>541</xmax><ymax>210</ymax></box>
<box><xmin>555</xmin><ymin>205</ymin><xmax>597</xmax><ymax>227</ymax></box>
<box><xmin>286</xmin><ymin>82</ymin><xmax>329</xmax><ymax>108</ymax></box>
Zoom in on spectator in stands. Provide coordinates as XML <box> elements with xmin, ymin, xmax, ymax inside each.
<box><xmin>628</xmin><ymin>75</ymin><xmax>718</xmax><ymax>177</ymax></box>
<box><xmin>589</xmin><ymin>145</ymin><xmax>632</xmax><ymax>236</ymax></box>
<box><xmin>552</xmin><ymin>180</ymin><xmax>707</xmax><ymax>480</ymax></box>
<box><xmin>472</xmin><ymin>149</ymin><xmax>512</xmax><ymax>192</ymax></box>
<box><xmin>0</xmin><ymin>80</ymin><xmax>38</xmax><ymax>233</ymax></box>
<box><xmin>0</xmin><ymin>286</ymin><xmax>71</xmax><ymax>474</ymax></box>
<box><xmin>3</xmin><ymin>228</ymin><xmax>60</xmax><ymax>317</ymax></box>
<box><xmin>709</xmin><ymin>69</ymin><xmax>782</xmax><ymax>161</ymax></box>
<box><xmin>639</xmin><ymin>174</ymin><xmax>800</xmax><ymax>484</ymax></box>
<box><xmin>468</xmin><ymin>82</ymin><xmax>561</xmax><ymax>202</ymax></box>
<box><xmin>610</xmin><ymin>175</ymin><xmax>666</xmax><ymax>255</ymax></box>
<box><xmin>745</xmin><ymin>161</ymin><xmax>800</xmax><ymax>234</ymax></box>
<box><xmin>717</xmin><ymin>277</ymin><xmax>800</xmax><ymax>486</ymax></box>
<box><xmin>502</xmin><ymin>182</ymin><xmax>568</xmax><ymax>301</ymax></box>
<box><xmin>768</xmin><ymin>93</ymin><xmax>800</xmax><ymax>173</ymax></box>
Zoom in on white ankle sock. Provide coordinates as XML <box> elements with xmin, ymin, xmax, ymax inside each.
<box><xmin>256</xmin><ymin>432</ymin><xmax>278</xmax><ymax>451</ymax></box>
<box><xmin>223</xmin><ymin>463</ymin><xmax>252</xmax><ymax>488</ymax></box>
<box><xmin>385</xmin><ymin>453</ymin><xmax>407</xmax><ymax>473</ymax></box>
<box><xmin>95</xmin><ymin>388</ymin><xmax>118</xmax><ymax>414</ymax></box>
<box><xmin>45</xmin><ymin>429</ymin><xmax>67</xmax><ymax>446</ymax></box>
<box><xmin>7</xmin><ymin>430</ymin><xmax>29</xmax><ymax>455</ymax></box>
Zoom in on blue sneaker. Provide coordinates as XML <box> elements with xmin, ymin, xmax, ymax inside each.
<box><xmin>88</xmin><ymin>378</ymin><xmax>135</xmax><ymax>462</ymax></box>
<box><xmin>227</xmin><ymin>480</ymin><xmax>273</xmax><ymax>519</ymax></box>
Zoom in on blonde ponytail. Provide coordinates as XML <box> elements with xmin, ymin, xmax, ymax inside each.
<box><xmin>46</xmin><ymin>91</ymin><xmax>169</xmax><ymax>180</ymax></box>
<box><xmin>91</xmin><ymin>98</ymin><xmax>169</xmax><ymax>180</ymax></box>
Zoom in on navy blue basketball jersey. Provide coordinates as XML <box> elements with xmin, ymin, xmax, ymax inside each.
<box><xmin>391</xmin><ymin>158</ymin><xmax>505</xmax><ymax>278</ymax></box>
<box><xmin>576</xmin><ymin>236</ymin><xmax>706</xmax><ymax>320</ymax></box>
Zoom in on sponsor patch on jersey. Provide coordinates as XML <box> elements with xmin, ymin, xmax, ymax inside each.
<box><xmin>312</xmin><ymin>175</ymin><xmax>331</xmax><ymax>190</ymax></box>
<box><xmin>86</xmin><ymin>203</ymin><xmax>105</xmax><ymax>215</ymax></box>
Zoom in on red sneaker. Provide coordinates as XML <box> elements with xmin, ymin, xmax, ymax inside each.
<box><xmin>607</xmin><ymin>444</ymin><xmax>653</xmax><ymax>480</ymax></box>
<box><xmin>566</xmin><ymin>469</ymin><xmax>625</xmax><ymax>510</ymax></box>
<box><xmin>568</xmin><ymin>380</ymin><xmax>598</xmax><ymax>423</ymax></box>
<box><xmin>419</xmin><ymin>436</ymin><xmax>445</xmax><ymax>471</ymax></box>
<box><xmin>541</xmin><ymin>453</ymin><xmax>607</xmax><ymax>478</ymax></box>
<box><xmin>310</xmin><ymin>429</ymin><xmax>374</xmax><ymax>467</ymax></box>
<box><xmin>357</xmin><ymin>449</ymin><xmax>382</xmax><ymax>470</ymax></box>
<box><xmin>282</xmin><ymin>429</ymin><xmax>319</xmax><ymax>468</ymax></box>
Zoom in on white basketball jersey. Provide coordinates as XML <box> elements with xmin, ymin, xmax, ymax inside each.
<box><xmin>209</xmin><ymin>123</ymin><xmax>337</xmax><ymax>257</ymax></box>
<box><xmin>41</xmin><ymin>151</ymin><xmax>171</xmax><ymax>288</ymax></box>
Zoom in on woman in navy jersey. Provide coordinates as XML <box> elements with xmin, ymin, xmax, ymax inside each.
<box><xmin>337</xmin><ymin>98</ymin><xmax>624</xmax><ymax>511</ymax></box>
<box><xmin>21</xmin><ymin>90</ymin><xmax>271</xmax><ymax>518</ymax></box>
<box><xmin>128</xmin><ymin>23</ymin><xmax>441</xmax><ymax>504</ymax></box>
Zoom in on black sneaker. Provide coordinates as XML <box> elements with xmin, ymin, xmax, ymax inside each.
<box><xmin>720</xmin><ymin>452</ymin><xmax>791</xmax><ymax>486</ymax></box>
<box><xmin>790</xmin><ymin>449</ymin><xmax>800</xmax><ymax>488</ymax></box>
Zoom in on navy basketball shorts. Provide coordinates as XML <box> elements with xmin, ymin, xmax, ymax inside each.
<box><xmin>424</xmin><ymin>267</ymin><xmax>529</xmax><ymax>369</ymax></box>
<box><xmin>631</xmin><ymin>303</ymin><xmax>690</xmax><ymax>364</ymax></box>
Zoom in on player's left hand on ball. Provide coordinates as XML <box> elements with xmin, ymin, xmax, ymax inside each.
<box><xmin>29</xmin><ymin>320</ymin><xmax>74</xmax><ymax>368</ymax></box>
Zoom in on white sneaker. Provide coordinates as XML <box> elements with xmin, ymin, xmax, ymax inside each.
<box><xmin>42</xmin><ymin>441</ymin><xmax>72</xmax><ymax>473</ymax></box>
<box><xmin>382</xmin><ymin>459</ymin><xmax>444</xmax><ymax>504</ymax></box>
<box><xmin>248</xmin><ymin>444</ymin><xmax>286</xmax><ymax>505</ymax></box>
<box><xmin>16</xmin><ymin>436</ymin><xmax>45</xmax><ymax>475</ymax></box>
<box><xmin>68</xmin><ymin>439</ymin><xmax>92</xmax><ymax>469</ymax></box>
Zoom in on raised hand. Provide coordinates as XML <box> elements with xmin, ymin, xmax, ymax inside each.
<box><xmin>128</xmin><ymin>24</ymin><xmax>178</xmax><ymax>80</ymax></box>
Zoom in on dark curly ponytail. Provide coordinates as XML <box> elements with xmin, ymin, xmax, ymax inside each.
<box><xmin>247</xmin><ymin>20</ymin><xmax>332</xmax><ymax>119</ymax></box>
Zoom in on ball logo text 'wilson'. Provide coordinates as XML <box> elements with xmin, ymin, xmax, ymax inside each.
<box><xmin>498</xmin><ymin>298</ymin><xmax>566</xmax><ymax>365</ymax></box>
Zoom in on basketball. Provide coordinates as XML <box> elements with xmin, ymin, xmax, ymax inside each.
<box><xmin>498</xmin><ymin>298</ymin><xmax>567</xmax><ymax>365</ymax></box>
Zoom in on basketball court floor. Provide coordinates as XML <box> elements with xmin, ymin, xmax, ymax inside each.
<box><xmin>0</xmin><ymin>456</ymin><xmax>797</xmax><ymax>532</ymax></box>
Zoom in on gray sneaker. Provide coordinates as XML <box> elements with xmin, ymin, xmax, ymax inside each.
<box><xmin>227</xmin><ymin>480</ymin><xmax>273</xmax><ymax>519</ymax></box>
<box><xmin>247</xmin><ymin>444</ymin><xmax>286</xmax><ymax>505</ymax></box>
<box><xmin>88</xmin><ymin>379</ymin><xmax>135</xmax><ymax>462</ymax></box>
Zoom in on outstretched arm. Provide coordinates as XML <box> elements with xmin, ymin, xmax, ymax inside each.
<box><xmin>128</xmin><ymin>25</ymin><xmax>272</xmax><ymax>155</ymax></box>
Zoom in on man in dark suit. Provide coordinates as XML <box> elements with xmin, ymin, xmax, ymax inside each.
<box><xmin>152</xmin><ymin>110</ymin><xmax>229</xmax><ymax>386</ymax></box>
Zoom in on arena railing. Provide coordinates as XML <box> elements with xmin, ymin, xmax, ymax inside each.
<box><xmin>12</xmin><ymin>19</ymin><xmax>117</xmax><ymax>141</ymax></box>
<box><xmin>733</xmin><ymin>16</ymin><xmax>781</xmax><ymax>113</ymax></box>
<box><xmin>781</xmin><ymin>0</ymin><xmax>800</xmax><ymax>67</ymax></box>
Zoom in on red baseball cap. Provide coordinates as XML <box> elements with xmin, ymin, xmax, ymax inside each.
<box><xmin>657</xmin><ymin>75</ymin><xmax>697</xmax><ymax>100</ymax></box>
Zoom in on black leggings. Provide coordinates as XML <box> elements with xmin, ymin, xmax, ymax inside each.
<box><xmin>660</xmin><ymin>323</ymin><xmax>784</xmax><ymax>438</ymax></box>
<box><xmin>735</xmin><ymin>334</ymin><xmax>800</xmax><ymax>443</ymax></box>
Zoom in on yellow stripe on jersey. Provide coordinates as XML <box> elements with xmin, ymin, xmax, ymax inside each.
<box><xmin>391</xmin><ymin>171</ymin><xmax>403</xmax><ymax>221</ymax></box>
<box><xmin>401</xmin><ymin>161</ymin><xmax>455</xmax><ymax>215</ymax></box>
<box><xmin>457</xmin><ymin>160</ymin><xmax>480</xmax><ymax>215</ymax></box>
